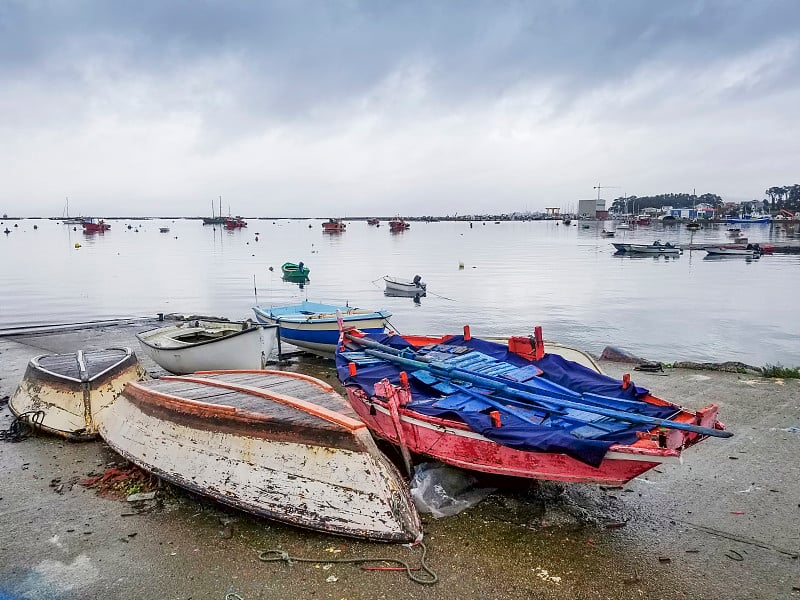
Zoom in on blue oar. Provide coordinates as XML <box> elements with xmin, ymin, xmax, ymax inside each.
<box><xmin>345</xmin><ymin>333</ymin><xmax>582</xmax><ymax>402</ymax></box>
<box><xmin>351</xmin><ymin>346</ymin><xmax>731</xmax><ymax>439</ymax></box>
<box><xmin>421</xmin><ymin>374</ymin><xmax>622</xmax><ymax>436</ymax></box>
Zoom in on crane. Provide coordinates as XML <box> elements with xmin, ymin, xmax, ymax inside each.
<box><xmin>593</xmin><ymin>183</ymin><xmax>620</xmax><ymax>202</ymax></box>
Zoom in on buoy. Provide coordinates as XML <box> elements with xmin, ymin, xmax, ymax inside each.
<box><xmin>33</xmin><ymin>224</ymin><xmax>38</xmax><ymax>229</ymax></box>
<box><xmin>3</xmin><ymin>228</ymin><xmax>10</xmax><ymax>234</ymax></box>
<box><xmin>268</xmin><ymin>266</ymin><xmax>274</xmax><ymax>272</ymax></box>
<box><xmin>14</xmin><ymin>223</ymin><xmax>18</xmax><ymax>227</ymax></box>
<box><xmin>255</xmin><ymin>236</ymin><xmax>259</xmax><ymax>242</ymax></box>
<box><xmin>74</xmin><ymin>242</ymin><xmax>81</xmax><ymax>248</ymax></box>
<box><xmin>459</xmin><ymin>262</ymin><xmax>464</xmax><ymax>269</ymax></box>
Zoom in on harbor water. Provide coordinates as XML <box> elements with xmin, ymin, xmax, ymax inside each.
<box><xmin>1</xmin><ymin>217</ymin><xmax>799</xmax><ymax>367</ymax></box>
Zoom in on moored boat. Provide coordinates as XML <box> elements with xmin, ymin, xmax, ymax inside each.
<box><xmin>9</xmin><ymin>348</ymin><xmax>146</xmax><ymax>440</ymax></box>
<box><xmin>82</xmin><ymin>217</ymin><xmax>111</xmax><ymax>233</ymax></box>
<box><xmin>612</xmin><ymin>241</ymin><xmax>681</xmax><ymax>254</ymax></box>
<box><xmin>224</xmin><ymin>216</ymin><xmax>247</xmax><ymax>229</ymax></box>
<box><xmin>280</xmin><ymin>261</ymin><xmax>310</xmax><ymax>280</ymax></box>
<box><xmin>600</xmin><ymin>229</ymin><xmax>615</xmax><ymax>237</ymax></box>
<box><xmin>98</xmin><ymin>370</ymin><xmax>421</xmax><ymax>542</ymax></box>
<box><xmin>252</xmin><ymin>300</ymin><xmax>391</xmax><ymax>357</ymax></box>
<box><xmin>335</xmin><ymin>327</ymin><xmax>729</xmax><ymax>485</ymax></box>
<box><xmin>136</xmin><ymin>320</ymin><xmax>279</xmax><ymax>375</ymax></box>
<box><xmin>704</xmin><ymin>244</ymin><xmax>762</xmax><ymax>257</ymax></box>
<box><xmin>367</xmin><ymin>218</ymin><xmax>380</xmax><ymax>226</ymax></box>
<box><xmin>726</xmin><ymin>213</ymin><xmax>771</xmax><ymax>224</ymax></box>
<box><xmin>322</xmin><ymin>218</ymin><xmax>347</xmax><ymax>232</ymax></box>
<box><xmin>389</xmin><ymin>217</ymin><xmax>410</xmax><ymax>232</ymax></box>
<box><xmin>383</xmin><ymin>275</ymin><xmax>427</xmax><ymax>294</ymax></box>
<box><xmin>159</xmin><ymin>227</ymin><xmax>170</xmax><ymax>233</ymax></box>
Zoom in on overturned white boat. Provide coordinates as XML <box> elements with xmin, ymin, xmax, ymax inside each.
<box><xmin>99</xmin><ymin>370</ymin><xmax>422</xmax><ymax>542</ymax></box>
<box><xmin>9</xmin><ymin>348</ymin><xmax>146</xmax><ymax>441</ymax></box>
<box><xmin>136</xmin><ymin>320</ymin><xmax>278</xmax><ymax>374</ymax></box>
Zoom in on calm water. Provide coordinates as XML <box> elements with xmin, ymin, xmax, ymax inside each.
<box><xmin>2</xmin><ymin>217</ymin><xmax>799</xmax><ymax>367</ymax></box>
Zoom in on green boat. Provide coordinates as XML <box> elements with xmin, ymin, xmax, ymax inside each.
<box><xmin>281</xmin><ymin>262</ymin><xmax>310</xmax><ymax>280</ymax></box>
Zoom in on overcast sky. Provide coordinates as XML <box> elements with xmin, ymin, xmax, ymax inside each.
<box><xmin>1</xmin><ymin>1</ymin><xmax>799</xmax><ymax>217</ymax></box>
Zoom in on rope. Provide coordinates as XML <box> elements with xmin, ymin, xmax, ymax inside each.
<box><xmin>257</xmin><ymin>541</ymin><xmax>438</xmax><ymax>585</ymax></box>
<box><xmin>0</xmin><ymin>410</ymin><xmax>45</xmax><ymax>442</ymax></box>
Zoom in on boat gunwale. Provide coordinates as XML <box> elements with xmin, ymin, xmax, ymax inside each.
<box><xmin>129</xmin><ymin>373</ymin><xmax>365</xmax><ymax>431</ymax></box>
<box><xmin>30</xmin><ymin>347</ymin><xmax>136</xmax><ymax>384</ymax></box>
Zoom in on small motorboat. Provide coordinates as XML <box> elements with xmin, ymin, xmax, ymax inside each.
<box><xmin>322</xmin><ymin>218</ymin><xmax>346</xmax><ymax>232</ymax></box>
<box><xmin>99</xmin><ymin>370</ymin><xmax>421</xmax><ymax>542</ymax></box>
<box><xmin>81</xmin><ymin>217</ymin><xmax>111</xmax><ymax>233</ymax></box>
<box><xmin>9</xmin><ymin>348</ymin><xmax>146</xmax><ymax>440</ymax></box>
<box><xmin>704</xmin><ymin>243</ymin><xmax>762</xmax><ymax>257</ymax></box>
<box><xmin>335</xmin><ymin>326</ymin><xmax>729</xmax><ymax>486</ymax></box>
<box><xmin>600</xmin><ymin>229</ymin><xmax>615</xmax><ymax>237</ymax></box>
<box><xmin>383</xmin><ymin>275</ymin><xmax>427</xmax><ymax>295</ymax></box>
<box><xmin>252</xmin><ymin>300</ymin><xmax>391</xmax><ymax>357</ymax></box>
<box><xmin>367</xmin><ymin>218</ymin><xmax>380</xmax><ymax>226</ymax></box>
<box><xmin>136</xmin><ymin>320</ymin><xmax>279</xmax><ymax>374</ymax></box>
<box><xmin>224</xmin><ymin>216</ymin><xmax>247</xmax><ymax>229</ymax></box>
<box><xmin>686</xmin><ymin>221</ymin><xmax>701</xmax><ymax>230</ymax></box>
<box><xmin>616</xmin><ymin>222</ymin><xmax>630</xmax><ymax>230</ymax></box>
<box><xmin>389</xmin><ymin>217</ymin><xmax>410</xmax><ymax>232</ymax></box>
<box><xmin>159</xmin><ymin>227</ymin><xmax>170</xmax><ymax>233</ymax></box>
<box><xmin>281</xmin><ymin>261</ymin><xmax>310</xmax><ymax>280</ymax></box>
<box><xmin>612</xmin><ymin>241</ymin><xmax>681</xmax><ymax>255</ymax></box>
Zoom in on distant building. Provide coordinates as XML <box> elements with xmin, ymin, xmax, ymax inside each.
<box><xmin>661</xmin><ymin>204</ymin><xmax>716</xmax><ymax>220</ymax></box>
<box><xmin>577</xmin><ymin>199</ymin><xmax>606</xmax><ymax>219</ymax></box>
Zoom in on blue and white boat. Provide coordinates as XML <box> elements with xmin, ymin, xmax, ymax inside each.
<box><xmin>726</xmin><ymin>213</ymin><xmax>771</xmax><ymax>224</ymax></box>
<box><xmin>252</xmin><ymin>301</ymin><xmax>391</xmax><ymax>357</ymax></box>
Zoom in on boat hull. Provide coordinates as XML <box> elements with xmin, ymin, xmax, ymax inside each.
<box><xmin>137</xmin><ymin>321</ymin><xmax>278</xmax><ymax>374</ymax></box>
<box><xmin>99</xmin><ymin>372</ymin><xmax>421</xmax><ymax>542</ymax></box>
<box><xmin>383</xmin><ymin>277</ymin><xmax>427</xmax><ymax>294</ymax></box>
<box><xmin>253</xmin><ymin>302</ymin><xmax>390</xmax><ymax>357</ymax></box>
<box><xmin>9</xmin><ymin>348</ymin><xmax>145</xmax><ymax>440</ymax></box>
<box><xmin>337</xmin><ymin>332</ymin><xmax>723</xmax><ymax>485</ymax></box>
<box><xmin>613</xmin><ymin>243</ymin><xmax>681</xmax><ymax>254</ymax></box>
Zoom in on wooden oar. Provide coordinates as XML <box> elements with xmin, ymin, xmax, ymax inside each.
<box><xmin>350</xmin><ymin>346</ymin><xmax>731</xmax><ymax>439</ymax></box>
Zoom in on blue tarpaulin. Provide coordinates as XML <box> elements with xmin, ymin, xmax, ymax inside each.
<box><xmin>336</xmin><ymin>334</ymin><xmax>679</xmax><ymax>467</ymax></box>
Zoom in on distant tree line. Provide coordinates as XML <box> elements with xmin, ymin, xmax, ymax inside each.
<box><xmin>765</xmin><ymin>185</ymin><xmax>800</xmax><ymax>211</ymax></box>
<box><xmin>610</xmin><ymin>185</ymin><xmax>800</xmax><ymax>214</ymax></box>
<box><xmin>609</xmin><ymin>193</ymin><xmax>723</xmax><ymax>213</ymax></box>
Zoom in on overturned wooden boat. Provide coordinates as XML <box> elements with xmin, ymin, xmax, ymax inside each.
<box><xmin>136</xmin><ymin>320</ymin><xmax>279</xmax><ymax>375</ymax></box>
<box><xmin>99</xmin><ymin>370</ymin><xmax>421</xmax><ymax>542</ymax></box>
<box><xmin>336</xmin><ymin>327</ymin><xmax>729</xmax><ymax>486</ymax></box>
<box><xmin>10</xmin><ymin>348</ymin><xmax>146</xmax><ymax>441</ymax></box>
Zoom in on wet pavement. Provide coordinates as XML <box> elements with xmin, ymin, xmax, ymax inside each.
<box><xmin>1</xmin><ymin>321</ymin><xmax>798</xmax><ymax>599</ymax></box>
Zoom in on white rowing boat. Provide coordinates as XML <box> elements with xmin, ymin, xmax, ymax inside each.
<box><xmin>137</xmin><ymin>320</ymin><xmax>278</xmax><ymax>374</ymax></box>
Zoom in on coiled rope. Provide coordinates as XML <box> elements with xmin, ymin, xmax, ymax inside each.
<box><xmin>0</xmin><ymin>410</ymin><xmax>44</xmax><ymax>442</ymax></box>
<box><xmin>257</xmin><ymin>541</ymin><xmax>438</xmax><ymax>585</ymax></box>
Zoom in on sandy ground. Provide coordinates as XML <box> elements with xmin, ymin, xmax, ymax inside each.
<box><xmin>1</xmin><ymin>321</ymin><xmax>798</xmax><ymax>600</ymax></box>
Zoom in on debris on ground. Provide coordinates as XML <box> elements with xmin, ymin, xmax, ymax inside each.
<box><xmin>79</xmin><ymin>463</ymin><xmax>159</xmax><ymax>499</ymax></box>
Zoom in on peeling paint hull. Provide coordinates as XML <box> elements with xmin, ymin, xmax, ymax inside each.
<box><xmin>9</xmin><ymin>348</ymin><xmax>146</xmax><ymax>440</ymax></box>
<box><xmin>99</xmin><ymin>371</ymin><xmax>421</xmax><ymax>542</ymax></box>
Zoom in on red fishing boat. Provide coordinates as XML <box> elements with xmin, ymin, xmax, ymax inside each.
<box><xmin>335</xmin><ymin>327</ymin><xmax>729</xmax><ymax>485</ymax></box>
<box><xmin>81</xmin><ymin>218</ymin><xmax>111</xmax><ymax>233</ymax></box>
<box><xmin>322</xmin><ymin>218</ymin><xmax>347</xmax><ymax>232</ymax></box>
<box><xmin>224</xmin><ymin>216</ymin><xmax>247</xmax><ymax>229</ymax></box>
<box><xmin>389</xmin><ymin>217</ymin><xmax>410</xmax><ymax>232</ymax></box>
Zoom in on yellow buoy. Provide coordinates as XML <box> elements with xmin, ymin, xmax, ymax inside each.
<box><xmin>74</xmin><ymin>243</ymin><xmax>81</xmax><ymax>248</ymax></box>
